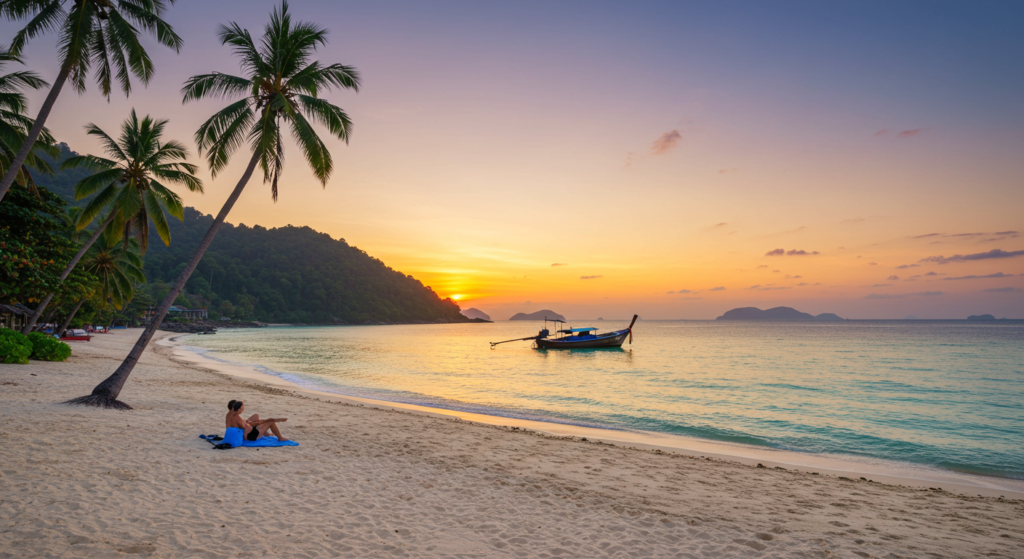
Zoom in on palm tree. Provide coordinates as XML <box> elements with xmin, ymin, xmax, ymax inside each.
<box><xmin>0</xmin><ymin>47</ymin><xmax>58</xmax><ymax>195</ymax></box>
<box><xmin>84</xmin><ymin>233</ymin><xmax>145</xmax><ymax>310</ymax></box>
<box><xmin>55</xmin><ymin>232</ymin><xmax>143</xmax><ymax>336</ymax></box>
<box><xmin>0</xmin><ymin>0</ymin><xmax>183</xmax><ymax>203</ymax></box>
<box><xmin>69</xmin><ymin>0</ymin><xmax>359</xmax><ymax>409</ymax></box>
<box><xmin>21</xmin><ymin>109</ymin><xmax>202</xmax><ymax>333</ymax></box>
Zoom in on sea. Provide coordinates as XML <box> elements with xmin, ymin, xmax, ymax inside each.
<box><xmin>184</xmin><ymin>319</ymin><xmax>1024</xmax><ymax>482</ymax></box>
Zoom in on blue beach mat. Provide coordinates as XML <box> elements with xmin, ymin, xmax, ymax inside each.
<box><xmin>200</xmin><ymin>427</ymin><xmax>299</xmax><ymax>449</ymax></box>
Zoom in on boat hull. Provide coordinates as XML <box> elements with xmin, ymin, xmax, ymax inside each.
<box><xmin>535</xmin><ymin>329</ymin><xmax>629</xmax><ymax>349</ymax></box>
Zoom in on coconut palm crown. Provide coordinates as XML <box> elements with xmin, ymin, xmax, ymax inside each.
<box><xmin>0</xmin><ymin>0</ymin><xmax>183</xmax><ymax>203</ymax></box>
<box><xmin>181</xmin><ymin>0</ymin><xmax>359</xmax><ymax>200</ymax></box>
<box><xmin>82</xmin><ymin>230</ymin><xmax>145</xmax><ymax>311</ymax></box>
<box><xmin>64</xmin><ymin>109</ymin><xmax>203</xmax><ymax>252</ymax></box>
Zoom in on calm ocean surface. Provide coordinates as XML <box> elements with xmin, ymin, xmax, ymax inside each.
<box><xmin>185</xmin><ymin>320</ymin><xmax>1024</xmax><ymax>479</ymax></box>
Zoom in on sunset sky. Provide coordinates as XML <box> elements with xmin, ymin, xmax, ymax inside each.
<box><xmin>6</xmin><ymin>0</ymin><xmax>1023</xmax><ymax>319</ymax></box>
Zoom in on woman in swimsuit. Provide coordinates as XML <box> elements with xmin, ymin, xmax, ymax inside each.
<box><xmin>225</xmin><ymin>400</ymin><xmax>289</xmax><ymax>442</ymax></box>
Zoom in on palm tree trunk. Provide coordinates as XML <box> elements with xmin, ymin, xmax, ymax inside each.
<box><xmin>0</xmin><ymin>63</ymin><xmax>72</xmax><ymax>203</ymax></box>
<box><xmin>33</xmin><ymin>306</ymin><xmax>58</xmax><ymax>332</ymax></box>
<box><xmin>57</xmin><ymin>299</ymin><xmax>86</xmax><ymax>337</ymax></box>
<box><xmin>22</xmin><ymin>212</ymin><xmax>117</xmax><ymax>334</ymax></box>
<box><xmin>67</xmin><ymin>150</ymin><xmax>262</xmax><ymax>409</ymax></box>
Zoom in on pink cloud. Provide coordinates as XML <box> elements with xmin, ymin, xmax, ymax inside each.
<box><xmin>873</xmin><ymin>129</ymin><xmax>888</xmax><ymax>137</ymax></box>
<box><xmin>651</xmin><ymin>130</ymin><xmax>682</xmax><ymax>155</ymax></box>
<box><xmin>896</xmin><ymin>129</ymin><xmax>924</xmax><ymax>139</ymax></box>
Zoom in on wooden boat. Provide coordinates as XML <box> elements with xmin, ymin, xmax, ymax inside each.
<box><xmin>60</xmin><ymin>329</ymin><xmax>92</xmax><ymax>342</ymax></box>
<box><xmin>492</xmin><ymin>315</ymin><xmax>638</xmax><ymax>349</ymax></box>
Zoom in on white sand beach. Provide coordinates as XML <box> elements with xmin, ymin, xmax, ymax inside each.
<box><xmin>2</xmin><ymin>330</ymin><xmax>1022</xmax><ymax>558</ymax></box>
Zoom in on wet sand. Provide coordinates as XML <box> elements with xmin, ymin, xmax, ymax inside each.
<box><xmin>1</xmin><ymin>329</ymin><xmax>1021</xmax><ymax>558</ymax></box>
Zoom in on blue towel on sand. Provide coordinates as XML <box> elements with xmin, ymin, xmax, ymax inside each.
<box><xmin>201</xmin><ymin>427</ymin><xmax>298</xmax><ymax>448</ymax></box>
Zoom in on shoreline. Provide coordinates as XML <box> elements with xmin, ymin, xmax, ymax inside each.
<box><xmin>5</xmin><ymin>328</ymin><xmax>1023</xmax><ymax>558</ymax></box>
<box><xmin>163</xmin><ymin>333</ymin><xmax>1024</xmax><ymax>498</ymax></box>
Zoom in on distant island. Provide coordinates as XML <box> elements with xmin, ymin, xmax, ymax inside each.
<box><xmin>460</xmin><ymin>308</ymin><xmax>492</xmax><ymax>321</ymax></box>
<box><xmin>967</xmin><ymin>314</ymin><xmax>1001</xmax><ymax>321</ymax></box>
<box><xmin>509</xmin><ymin>310</ymin><xmax>566</xmax><ymax>321</ymax></box>
<box><xmin>716</xmin><ymin>307</ymin><xmax>844</xmax><ymax>321</ymax></box>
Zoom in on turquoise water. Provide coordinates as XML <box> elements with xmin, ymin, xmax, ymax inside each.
<box><xmin>185</xmin><ymin>320</ymin><xmax>1024</xmax><ymax>479</ymax></box>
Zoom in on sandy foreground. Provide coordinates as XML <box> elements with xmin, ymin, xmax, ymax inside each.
<box><xmin>1</xmin><ymin>331</ymin><xmax>1022</xmax><ymax>558</ymax></box>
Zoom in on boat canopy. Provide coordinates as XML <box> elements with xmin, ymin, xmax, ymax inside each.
<box><xmin>559</xmin><ymin>327</ymin><xmax>598</xmax><ymax>333</ymax></box>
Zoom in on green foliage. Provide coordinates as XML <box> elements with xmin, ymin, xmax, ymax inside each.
<box><xmin>0</xmin><ymin>184</ymin><xmax>75</xmax><ymax>303</ymax></box>
<box><xmin>0</xmin><ymin>48</ymin><xmax>59</xmax><ymax>195</ymax></box>
<box><xmin>0</xmin><ymin>327</ymin><xmax>31</xmax><ymax>364</ymax></box>
<box><xmin>26</xmin><ymin>331</ymin><xmax>70</xmax><ymax>361</ymax></box>
<box><xmin>144</xmin><ymin>207</ymin><xmax>467</xmax><ymax>324</ymax></box>
<box><xmin>82</xmin><ymin>233</ymin><xmax>145</xmax><ymax>310</ymax></box>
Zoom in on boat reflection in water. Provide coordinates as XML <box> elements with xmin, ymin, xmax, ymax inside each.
<box><xmin>491</xmin><ymin>315</ymin><xmax>638</xmax><ymax>350</ymax></box>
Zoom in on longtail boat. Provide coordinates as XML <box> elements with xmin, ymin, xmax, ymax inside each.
<box><xmin>491</xmin><ymin>315</ymin><xmax>638</xmax><ymax>349</ymax></box>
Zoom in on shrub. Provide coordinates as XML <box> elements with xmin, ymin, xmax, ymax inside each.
<box><xmin>0</xmin><ymin>328</ymin><xmax>32</xmax><ymax>364</ymax></box>
<box><xmin>26</xmin><ymin>332</ymin><xmax>72</xmax><ymax>362</ymax></box>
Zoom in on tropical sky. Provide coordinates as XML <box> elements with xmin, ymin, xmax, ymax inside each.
<box><xmin>7</xmin><ymin>0</ymin><xmax>1023</xmax><ymax>319</ymax></box>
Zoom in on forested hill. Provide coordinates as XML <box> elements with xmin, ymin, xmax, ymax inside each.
<box><xmin>35</xmin><ymin>143</ymin><xmax>467</xmax><ymax>324</ymax></box>
<box><xmin>143</xmin><ymin>208</ymin><xmax>466</xmax><ymax>324</ymax></box>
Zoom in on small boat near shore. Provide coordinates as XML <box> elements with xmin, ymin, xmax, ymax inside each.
<box><xmin>491</xmin><ymin>315</ymin><xmax>638</xmax><ymax>349</ymax></box>
<box><xmin>60</xmin><ymin>329</ymin><xmax>92</xmax><ymax>342</ymax></box>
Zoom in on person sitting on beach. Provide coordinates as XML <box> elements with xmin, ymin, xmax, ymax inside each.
<box><xmin>225</xmin><ymin>400</ymin><xmax>289</xmax><ymax>442</ymax></box>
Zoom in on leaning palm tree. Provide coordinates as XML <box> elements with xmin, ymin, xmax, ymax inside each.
<box><xmin>21</xmin><ymin>109</ymin><xmax>202</xmax><ymax>333</ymax></box>
<box><xmin>69</xmin><ymin>0</ymin><xmax>359</xmax><ymax>409</ymax></box>
<box><xmin>0</xmin><ymin>47</ymin><xmax>58</xmax><ymax>195</ymax></box>
<box><xmin>0</xmin><ymin>0</ymin><xmax>183</xmax><ymax>203</ymax></box>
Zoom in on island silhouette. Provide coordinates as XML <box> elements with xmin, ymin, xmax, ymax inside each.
<box><xmin>509</xmin><ymin>310</ymin><xmax>567</xmax><ymax>321</ymax></box>
<box><xmin>716</xmin><ymin>307</ymin><xmax>844</xmax><ymax>321</ymax></box>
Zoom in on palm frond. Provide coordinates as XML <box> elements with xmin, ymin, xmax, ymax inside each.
<box><xmin>181</xmin><ymin>72</ymin><xmax>252</xmax><ymax>103</ymax></box>
<box><xmin>143</xmin><ymin>189</ymin><xmax>172</xmax><ymax>247</ymax></box>
<box><xmin>7</xmin><ymin>0</ymin><xmax>66</xmax><ymax>55</ymax></box>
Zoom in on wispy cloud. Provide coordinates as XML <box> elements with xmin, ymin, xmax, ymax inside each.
<box><xmin>580</xmin><ymin>275</ymin><xmax>602</xmax><ymax>280</ymax></box>
<box><xmin>920</xmin><ymin>249</ymin><xmax>1024</xmax><ymax>265</ymax></box>
<box><xmin>865</xmin><ymin>291</ymin><xmax>943</xmax><ymax>300</ymax></box>
<box><xmin>718</xmin><ymin>168</ymin><xmax>737</xmax><ymax>174</ymax></box>
<box><xmin>709</xmin><ymin>286</ymin><xmax>726</xmax><ymax>291</ymax></box>
<box><xmin>912</xmin><ymin>233</ymin><xmax>940</xmax><ymax>239</ymax></box>
<box><xmin>666</xmin><ymin>289</ymin><xmax>693</xmax><ymax>294</ymax></box>
<box><xmin>873</xmin><ymin>129</ymin><xmax>888</xmax><ymax>137</ymax></box>
<box><xmin>984</xmin><ymin>287</ymin><xmax>1020</xmax><ymax>293</ymax></box>
<box><xmin>896</xmin><ymin>264</ymin><xmax>920</xmax><ymax>269</ymax></box>
<box><xmin>651</xmin><ymin>130</ymin><xmax>682</xmax><ymax>155</ymax></box>
<box><xmin>896</xmin><ymin>129</ymin><xmax>924</xmax><ymax>139</ymax></box>
<box><xmin>943</xmin><ymin>272</ymin><xmax>1017</xmax><ymax>281</ymax></box>
<box><xmin>887</xmin><ymin>275</ymin><xmax>900</xmax><ymax>281</ymax></box>
<box><xmin>551</xmin><ymin>263</ymin><xmax>568</xmax><ymax>267</ymax></box>
<box><xmin>765</xmin><ymin>248</ymin><xmax>819</xmax><ymax>256</ymax></box>
<box><xmin>711</xmin><ymin>222</ymin><xmax>728</xmax><ymax>228</ymax></box>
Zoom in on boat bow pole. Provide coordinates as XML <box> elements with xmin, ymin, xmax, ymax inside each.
<box><xmin>490</xmin><ymin>335</ymin><xmax>539</xmax><ymax>348</ymax></box>
<box><xmin>627</xmin><ymin>314</ymin><xmax>638</xmax><ymax>344</ymax></box>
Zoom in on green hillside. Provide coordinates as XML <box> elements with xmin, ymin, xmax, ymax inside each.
<box><xmin>33</xmin><ymin>144</ymin><xmax>466</xmax><ymax>324</ymax></box>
